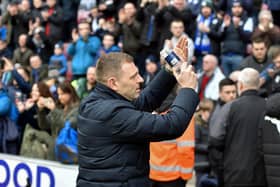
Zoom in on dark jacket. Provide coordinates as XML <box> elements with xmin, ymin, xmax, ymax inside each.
<box><xmin>116</xmin><ymin>20</ymin><xmax>142</xmax><ymax>57</ymax></box>
<box><xmin>12</xmin><ymin>48</ymin><xmax>33</xmax><ymax>67</ymax></box>
<box><xmin>260</xmin><ymin>93</ymin><xmax>280</xmax><ymax>187</ymax></box>
<box><xmin>221</xmin><ymin>12</ymin><xmax>253</xmax><ymax>56</ymax></box>
<box><xmin>41</xmin><ymin>4</ymin><xmax>64</xmax><ymax>46</ymax></box>
<box><xmin>195</xmin><ymin>115</ymin><xmax>210</xmax><ymax>172</ymax></box>
<box><xmin>1</xmin><ymin>11</ymin><xmax>31</xmax><ymax>47</ymax></box>
<box><xmin>77</xmin><ymin>70</ymin><xmax>199</xmax><ymax>186</ymax></box>
<box><xmin>30</xmin><ymin>64</ymin><xmax>48</xmax><ymax>84</ymax></box>
<box><xmin>239</xmin><ymin>55</ymin><xmax>273</xmax><ymax>73</ymax></box>
<box><xmin>209</xmin><ymin>90</ymin><xmax>267</xmax><ymax>187</ymax></box>
<box><xmin>206</xmin><ymin>16</ymin><xmax>223</xmax><ymax>57</ymax></box>
<box><xmin>155</xmin><ymin>5</ymin><xmax>195</xmax><ymax>49</ymax></box>
<box><xmin>0</xmin><ymin>88</ymin><xmax>19</xmax><ymax>154</ymax></box>
<box><xmin>136</xmin><ymin>3</ymin><xmax>159</xmax><ymax>54</ymax></box>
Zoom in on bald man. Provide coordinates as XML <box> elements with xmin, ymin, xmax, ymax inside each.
<box><xmin>197</xmin><ymin>54</ymin><xmax>225</xmax><ymax>100</ymax></box>
<box><xmin>209</xmin><ymin>68</ymin><xmax>267</xmax><ymax>187</ymax></box>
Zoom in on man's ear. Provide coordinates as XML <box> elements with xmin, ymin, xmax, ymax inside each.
<box><xmin>107</xmin><ymin>77</ymin><xmax>118</xmax><ymax>91</ymax></box>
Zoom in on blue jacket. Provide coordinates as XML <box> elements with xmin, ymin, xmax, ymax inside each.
<box><xmin>0</xmin><ymin>90</ymin><xmax>12</xmax><ymax>117</ymax></box>
<box><xmin>67</xmin><ymin>36</ymin><xmax>101</xmax><ymax>75</ymax></box>
<box><xmin>97</xmin><ymin>45</ymin><xmax>121</xmax><ymax>58</ymax></box>
<box><xmin>0</xmin><ymin>88</ymin><xmax>19</xmax><ymax>122</ymax></box>
<box><xmin>77</xmin><ymin>70</ymin><xmax>199</xmax><ymax>186</ymax></box>
<box><xmin>49</xmin><ymin>54</ymin><xmax>68</xmax><ymax>75</ymax></box>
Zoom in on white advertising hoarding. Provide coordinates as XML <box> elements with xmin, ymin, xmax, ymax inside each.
<box><xmin>0</xmin><ymin>153</ymin><xmax>78</xmax><ymax>187</ymax></box>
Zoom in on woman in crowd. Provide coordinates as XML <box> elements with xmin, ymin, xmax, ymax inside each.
<box><xmin>37</xmin><ymin>81</ymin><xmax>79</xmax><ymax>159</ymax></box>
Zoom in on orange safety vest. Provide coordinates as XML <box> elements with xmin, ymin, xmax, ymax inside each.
<box><xmin>149</xmin><ymin>116</ymin><xmax>195</xmax><ymax>181</ymax></box>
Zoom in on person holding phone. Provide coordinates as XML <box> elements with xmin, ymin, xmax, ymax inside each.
<box><xmin>77</xmin><ymin>37</ymin><xmax>199</xmax><ymax>186</ymax></box>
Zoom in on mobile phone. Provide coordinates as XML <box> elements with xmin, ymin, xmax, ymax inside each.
<box><xmin>160</xmin><ymin>50</ymin><xmax>181</xmax><ymax>67</ymax></box>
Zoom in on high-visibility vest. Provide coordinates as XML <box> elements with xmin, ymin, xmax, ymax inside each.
<box><xmin>149</xmin><ymin>117</ymin><xmax>195</xmax><ymax>181</ymax></box>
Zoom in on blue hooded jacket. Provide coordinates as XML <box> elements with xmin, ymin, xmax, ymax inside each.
<box><xmin>67</xmin><ymin>36</ymin><xmax>101</xmax><ymax>75</ymax></box>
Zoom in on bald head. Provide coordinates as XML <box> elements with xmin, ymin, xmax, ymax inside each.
<box><xmin>238</xmin><ymin>68</ymin><xmax>260</xmax><ymax>93</ymax></box>
<box><xmin>202</xmin><ymin>54</ymin><xmax>218</xmax><ymax>74</ymax></box>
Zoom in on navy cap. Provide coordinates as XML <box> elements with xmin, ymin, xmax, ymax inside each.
<box><xmin>232</xmin><ymin>0</ymin><xmax>242</xmax><ymax>7</ymax></box>
<box><xmin>54</xmin><ymin>42</ymin><xmax>63</xmax><ymax>49</ymax></box>
<box><xmin>145</xmin><ymin>55</ymin><xmax>158</xmax><ymax>64</ymax></box>
<box><xmin>201</xmin><ymin>0</ymin><xmax>213</xmax><ymax>9</ymax></box>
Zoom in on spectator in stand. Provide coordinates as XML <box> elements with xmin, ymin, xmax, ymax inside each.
<box><xmin>48</xmin><ymin>42</ymin><xmax>67</xmax><ymax>79</ymax></box>
<box><xmin>0</xmin><ymin>80</ymin><xmax>19</xmax><ymax>155</ymax></box>
<box><xmin>0</xmin><ymin>39</ymin><xmax>12</xmax><ymax>59</ymax></box>
<box><xmin>155</xmin><ymin>0</ymin><xmax>195</xmax><ymax>48</ymax></box>
<box><xmin>207</xmin><ymin>78</ymin><xmax>237</xmax><ymax>186</ymax></box>
<box><xmin>197</xmin><ymin>54</ymin><xmax>225</xmax><ymax>101</ymax></box>
<box><xmin>27</xmin><ymin>24</ymin><xmax>53</xmax><ymax>64</ymax></box>
<box><xmin>32</xmin><ymin>0</ymin><xmax>45</xmax><ymax>19</ymax></box>
<box><xmin>77</xmin><ymin>0</ymin><xmax>97</xmax><ymax>22</ymax></box>
<box><xmin>195</xmin><ymin>98</ymin><xmax>214</xmax><ymax>187</ymax></box>
<box><xmin>97</xmin><ymin>0</ymin><xmax>125</xmax><ymax>19</ymax></box>
<box><xmin>72</xmin><ymin>66</ymin><xmax>97</xmax><ymax>99</ymax></box>
<box><xmin>262</xmin><ymin>0</ymin><xmax>280</xmax><ymax>27</ymax></box>
<box><xmin>136</xmin><ymin>0</ymin><xmax>160</xmax><ymax>57</ymax></box>
<box><xmin>18</xmin><ymin>0</ymin><xmax>33</xmax><ymax>31</ymax></box>
<box><xmin>67</xmin><ymin>20</ymin><xmax>101</xmax><ymax>79</ymax></box>
<box><xmin>97</xmin><ymin>32</ymin><xmax>121</xmax><ymax>58</ymax></box>
<box><xmin>0</xmin><ymin>20</ymin><xmax>8</xmax><ymax>41</ymax></box>
<box><xmin>194</xmin><ymin>1</ymin><xmax>220</xmax><ymax>70</ymax></box>
<box><xmin>209</xmin><ymin>78</ymin><xmax>237</xmax><ymax>129</ymax></box>
<box><xmin>163</xmin><ymin>19</ymin><xmax>194</xmax><ymax>64</ymax></box>
<box><xmin>220</xmin><ymin>0</ymin><xmax>255</xmax><ymax>76</ymax></box>
<box><xmin>187</xmin><ymin>0</ymin><xmax>204</xmax><ymax>16</ymax></box>
<box><xmin>58</xmin><ymin>0</ymin><xmax>80</xmax><ymax>42</ymax></box>
<box><xmin>252</xmin><ymin>9</ymin><xmax>280</xmax><ymax>46</ymax></box>
<box><xmin>143</xmin><ymin>55</ymin><xmax>160</xmax><ymax>87</ymax></box>
<box><xmin>37</xmin><ymin>82</ymin><xmax>79</xmax><ymax>161</ymax></box>
<box><xmin>3</xmin><ymin>57</ymin><xmax>32</xmax><ymax>96</ymax></box>
<box><xmin>40</xmin><ymin>0</ymin><xmax>64</xmax><ymax>47</ymax></box>
<box><xmin>88</xmin><ymin>6</ymin><xmax>101</xmax><ymax>34</ymax></box>
<box><xmin>240</xmin><ymin>36</ymin><xmax>272</xmax><ymax>73</ymax></box>
<box><xmin>12</xmin><ymin>34</ymin><xmax>33</xmax><ymax>67</ymax></box>
<box><xmin>19</xmin><ymin>81</ymin><xmax>55</xmax><ymax>160</ymax></box>
<box><xmin>1</xmin><ymin>1</ymin><xmax>31</xmax><ymax>49</ymax></box>
<box><xmin>194</xmin><ymin>0</ymin><xmax>223</xmax><ymax>72</ymax></box>
<box><xmin>240</xmin><ymin>36</ymin><xmax>273</xmax><ymax>96</ymax></box>
<box><xmin>29</xmin><ymin>54</ymin><xmax>48</xmax><ymax>84</ymax></box>
<box><xmin>217</xmin><ymin>0</ymin><xmax>255</xmax><ymax>17</ymax></box>
<box><xmin>85</xmin><ymin>66</ymin><xmax>96</xmax><ymax>94</ymax></box>
<box><xmin>259</xmin><ymin>45</ymin><xmax>280</xmax><ymax>95</ymax></box>
<box><xmin>16</xmin><ymin>82</ymin><xmax>51</xmax><ymax>144</ymax></box>
<box><xmin>229</xmin><ymin>70</ymin><xmax>241</xmax><ymax>82</ymax></box>
<box><xmin>209</xmin><ymin>68</ymin><xmax>267</xmax><ymax>187</ymax></box>
<box><xmin>116</xmin><ymin>2</ymin><xmax>143</xmax><ymax>74</ymax></box>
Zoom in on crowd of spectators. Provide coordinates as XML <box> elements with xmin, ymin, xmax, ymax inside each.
<box><xmin>0</xmin><ymin>0</ymin><xmax>280</xmax><ymax>186</ymax></box>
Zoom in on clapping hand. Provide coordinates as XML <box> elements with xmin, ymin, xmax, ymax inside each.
<box><xmin>173</xmin><ymin>36</ymin><xmax>188</xmax><ymax>62</ymax></box>
<box><xmin>172</xmin><ymin>37</ymin><xmax>197</xmax><ymax>90</ymax></box>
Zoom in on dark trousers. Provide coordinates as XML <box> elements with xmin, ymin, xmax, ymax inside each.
<box><xmin>151</xmin><ymin>178</ymin><xmax>187</xmax><ymax>187</ymax></box>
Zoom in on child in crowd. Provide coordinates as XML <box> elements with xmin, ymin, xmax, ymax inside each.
<box><xmin>48</xmin><ymin>42</ymin><xmax>68</xmax><ymax>82</ymax></box>
<box><xmin>195</xmin><ymin>98</ymin><xmax>214</xmax><ymax>187</ymax></box>
<box><xmin>97</xmin><ymin>32</ymin><xmax>120</xmax><ymax>58</ymax></box>
<box><xmin>143</xmin><ymin>54</ymin><xmax>160</xmax><ymax>87</ymax></box>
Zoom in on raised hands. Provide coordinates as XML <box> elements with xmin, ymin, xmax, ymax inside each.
<box><xmin>173</xmin><ymin>36</ymin><xmax>188</xmax><ymax>62</ymax></box>
<box><xmin>172</xmin><ymin>37</ymin><xmax>197</xmax><ymax>90</ymax></box>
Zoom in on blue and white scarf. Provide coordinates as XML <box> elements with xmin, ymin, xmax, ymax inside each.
<box><xmin>194</xmin><ymin>14</ymin><xmax>214</xmax><ymax>54</ymax></box>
